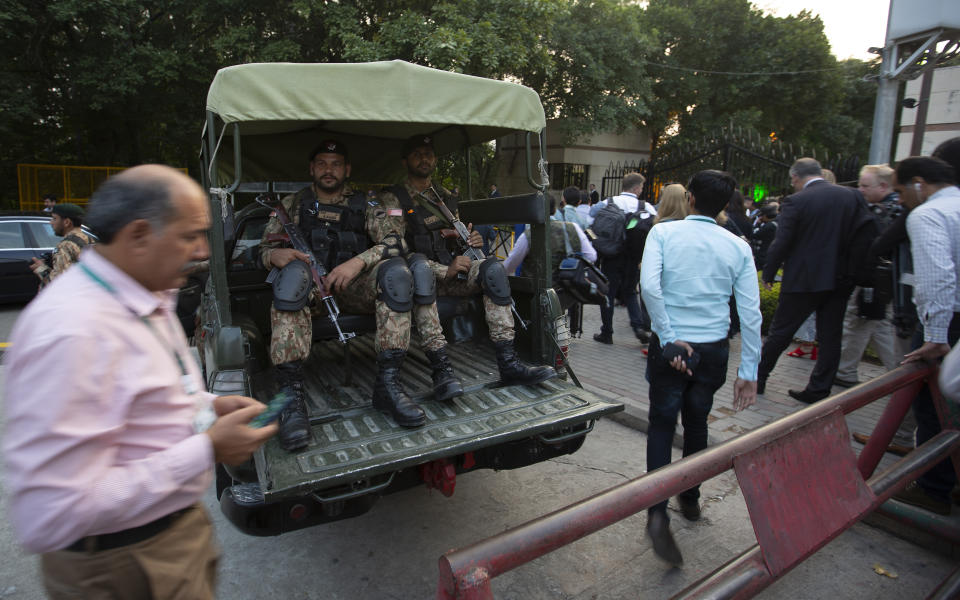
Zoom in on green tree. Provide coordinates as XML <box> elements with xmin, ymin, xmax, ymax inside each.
<box><xmin>640</xmin><ymin>0</ymin><xmax>871</xmax><ymax>156</ymax></box>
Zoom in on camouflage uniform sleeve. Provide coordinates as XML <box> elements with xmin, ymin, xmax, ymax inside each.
<box><xmin>47</xmin><ymin>237</ymin><xmax>83</xmax><ymax>283</ymax></box>
<box><xmin>259</xmin><ymin>194</ymin><xmax>298</xmax><ymax>269</ymax></box>
<box><xmin>355</xmin><ymin>191</ymin><xmax>408</xmax><ymax>270</ymax></box>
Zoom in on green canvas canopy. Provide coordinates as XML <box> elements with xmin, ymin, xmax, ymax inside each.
<box><xmin>204</xmin><ymin>61</ymin><xmax>547</xmax><ymax>185</ymax></box>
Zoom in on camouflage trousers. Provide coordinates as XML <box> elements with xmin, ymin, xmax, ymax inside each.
<box><xmin>270</xmin><ymin>262</ymin><xmax>446</xmax><ymax>365</ymax></box>
<box><xmin>434</xmin><ymin>259</ymin><xmax>515</xmax><ymax>343</ymax></box>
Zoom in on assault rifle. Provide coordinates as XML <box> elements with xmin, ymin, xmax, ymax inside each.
<box><xmin>257</xmin><ymin>195</ymin><xmax>356</xmax><ymax>344</ymax></box>
<box><xmin>413</xmin><ymin>189</ymin><xmax>527</xmax><ymax>330</ymax></box>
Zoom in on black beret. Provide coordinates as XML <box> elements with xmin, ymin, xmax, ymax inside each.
<box><xmin>51</xmin><ymin>203</ymin><xmax>85</xmax><ymax>221</ymax></box>
<box><xmin>308</xmin><ymin>139</ymin><xmax>349</xmax><ymax>162</ymax></box>
<box><xmin>402</xmin><ymin>134</ymin><xmax>434</xmax><ymax>158</ymax></box>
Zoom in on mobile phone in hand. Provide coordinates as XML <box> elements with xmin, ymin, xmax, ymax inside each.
<box><xmin>249</xmin><ymin>392</ymin><xmax>294</xmax><ymax>428</ymax></box>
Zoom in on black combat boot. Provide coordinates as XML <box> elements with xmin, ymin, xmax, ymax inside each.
<box><xmin>494</xmin><ymin>340</ymin><xmax>557</xmax><ymax>386</ymax></box>
<box><xmin>275</xmin><ymin>360</ymin><xmax>311</xmax><ymax>452</ymax></box>
<box><xmin>424</xmin><ymin>347</ymin><xmax>464</xmax><ymax>402</ymax></box>
<box><xmin>372</xmin><ymin>349</ymin><xmax>426</xmax><ymax>427</ymax></box>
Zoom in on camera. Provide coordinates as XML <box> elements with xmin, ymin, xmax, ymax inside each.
<box><xmin>40</xmin><ymin>252</ymin><xmax>53</xmax><ymax>269</ymax></box>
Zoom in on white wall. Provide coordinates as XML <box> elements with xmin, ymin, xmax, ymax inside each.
<box><xmin>495</xmin><ymin>123</ymin><xmax>652</xmax><ymax>196</ymax></box>
<box><xmin>895</xmin><ymin>64</ymin><xmax>960</xmax><ymax>160</ymax></box>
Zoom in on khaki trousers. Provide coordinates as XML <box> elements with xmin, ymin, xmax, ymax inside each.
<box><xmin>41</xmin><ymin>504</ymin><xmax>219</xmax><ymax>600</ymax></box>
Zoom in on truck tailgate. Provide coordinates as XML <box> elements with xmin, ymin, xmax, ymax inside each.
<box><xmin>255</xmin><ymin>378</ymin><xmax>622</xmax><ymax>500</ymax></box>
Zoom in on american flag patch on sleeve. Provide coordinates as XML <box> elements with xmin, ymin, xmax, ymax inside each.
<box><xmin>388</xmin><ymin>208</ymin><xmax>403</xmax><ymax>216</ymax></box>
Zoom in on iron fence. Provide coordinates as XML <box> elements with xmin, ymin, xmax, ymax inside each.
<box><xmin>601</xmin><ymin>126</ymin><xmax>862</xmax><ymax>205</ymax></box>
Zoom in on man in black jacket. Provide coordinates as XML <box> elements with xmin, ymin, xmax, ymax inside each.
<box><xmin>757</xmin><ymin>158</ymin><xmax>868</xmax><ymax>403</ymax></box>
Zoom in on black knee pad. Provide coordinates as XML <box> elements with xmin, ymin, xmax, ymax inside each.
<box><xmin>273</xmin><ymin>260</ymin><xmax>312</xmax><ymax>311</ymax></box>
<box><xmin>377</xmin><ymin>256</ymin><xmax>414</xmax><ymax>312</ymax></box>
<box><xmin>478</xmin><ymin>257</ymin><xmax>512</xmax><ymax>306</ymax></box>
<box><xmin>407</xmin><ymin>253</ymin><xmax>436</xmax><ymax>305</ymax></box>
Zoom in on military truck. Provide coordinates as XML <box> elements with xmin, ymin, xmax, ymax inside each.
<box><xmin>197</xmin><ymin>61</ymin><xmax>622</xmax><ymax>535</ymax></box>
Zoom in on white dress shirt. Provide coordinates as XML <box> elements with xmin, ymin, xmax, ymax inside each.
<box><xmin>905</xmin><ymin>185</ymin><xmax>960</xmax><ymax>343</ymax></box>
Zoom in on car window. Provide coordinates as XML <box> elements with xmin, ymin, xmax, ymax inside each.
<box><xmin>0</xmin><ymin>222</ymin><xmax>27</xmax><ymax>249</ymax></box>
<box><xmin>24</xmin><ymin>221</ymin><xmax>61</xmax><ymax>248</ymax></box>
<box><xmin>230</xmin><ymin>216</ymin><xmax>269</xmax><ymax>271</ymax></box>
<box><xmin>240</xmin><ymin>217</ymin><xmax>268</xmax><ymax>241</ymax></box>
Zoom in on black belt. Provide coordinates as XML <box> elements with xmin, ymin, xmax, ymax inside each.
<box><xmin>63</xmin><ymin>507</ymin><xmax>191</xmax><ymax>552</ymax></box>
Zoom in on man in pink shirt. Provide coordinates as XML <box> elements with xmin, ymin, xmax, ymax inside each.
<box><xmin>3</xmin><ymin>165</ymin><xmax>276</xmax><ymax>599</ymax></box>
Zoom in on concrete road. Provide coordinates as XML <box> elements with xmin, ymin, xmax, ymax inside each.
<box><xmin>0</xmin><ymin>302</ymin><xmax>955</xmax><ymax>599</ymax></box>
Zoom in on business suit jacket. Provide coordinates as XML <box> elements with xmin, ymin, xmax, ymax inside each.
<box><xmin>762</xmin><ymin>179</ymin><xmax>865</xmax><ymax>293</ymax></box>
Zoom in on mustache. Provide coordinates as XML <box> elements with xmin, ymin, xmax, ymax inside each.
<box><xmin>180</xmin><ymin>260</ymin><xmax>205</xmax><ymax>274</ymax></box>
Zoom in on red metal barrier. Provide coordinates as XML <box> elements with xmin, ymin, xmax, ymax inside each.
<box><xmin>438</xmin><ymin>362</ymin><xmax>958</xmax><ymax>599</ymax></box>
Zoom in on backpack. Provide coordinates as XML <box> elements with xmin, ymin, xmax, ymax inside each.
<box><xmin>588</xmin><ymin>199</ymin><xmax>626</xmax><ymax>257</ymax></box>
<box><xmin>624</xmin><ymin>210</ymin><xmax>653</xmax><ymax>261</ymax></box>
<box><xmin>840</xmin><ymin>198</ymin><xmax>882</xmax><ymax>287</ymax></box>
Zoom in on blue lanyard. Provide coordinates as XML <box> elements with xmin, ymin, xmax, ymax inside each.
<box><xmin>79</xmin><ymin>262</ymin><xmax>198</xmax><ymax>394</ymax></box>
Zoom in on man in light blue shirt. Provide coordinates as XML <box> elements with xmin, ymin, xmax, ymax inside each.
<box><xmin>639</xmin><ymin>170</ymin><xmax>762</xmax><ymax>566</ymax></box>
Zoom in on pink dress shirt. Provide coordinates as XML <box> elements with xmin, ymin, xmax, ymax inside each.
<box><xmin>3</xmin><ymin>249</ymin><xmax>215</xmax><ymax>553</ymax></box>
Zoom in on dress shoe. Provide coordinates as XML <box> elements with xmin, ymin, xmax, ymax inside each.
<box><xmin>593</xmin><ymin>333</ymin><xmax>613</xmax><ymax>345</ymax></box>
<box><xmin>851</xmin><ymin>432</ymin><xmax>913</xmax><ymax>456</ymax></box>
<box><xmin>633</xmin><ymin>328</ymin><xmax>651</xmax><ymax>343</ymax></box>
<box><xmin>646</xmin><ymin>510</ymin><xmax>683</xmax><ymax>566</ymax></box>
<box><xmin>833</xmin><ymin>377</ymin><xmax>859</xmax><ymax>388</ymax></box>
<box><xmin>788</xmin><ymin>389</ymin><xmax>825</xmax><ymax>404</ymax></box>
<box><xmin>893</xmin><ymin>482</ymin><xmax>951</xmax><ymax>516</ymax></box>
<box><xmin>677</xmin><ymin>496</ymin><xmax>701</xmax><ymax>521</ymax></box>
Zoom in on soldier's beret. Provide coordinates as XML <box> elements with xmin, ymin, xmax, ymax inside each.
<box><xmin>308</xmin><ymin>139</ymin><xmax>349</xmax><ymax>162</ymax></box>
<box><xmin>51</xmin><ymin>203</ymin><xmax>85</xmax><ymax>221</ymax></box>
<box><xmin>402</xmin><ymin>134</ymin><xmax>434</xmax><ymax>157</ymax></box>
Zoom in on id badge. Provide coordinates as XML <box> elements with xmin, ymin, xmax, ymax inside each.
<box><xmin>192</xmin><ymin>399</ymin><xmax>217</xmax><ymax>433</ymax></box>
<box><xmin>181</xmin><ymin>373</ymin><xmax>200</xmax><ymax>396</ymax></box>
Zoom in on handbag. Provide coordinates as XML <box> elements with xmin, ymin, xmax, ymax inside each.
<box><xmin>554</xmin><ymin>214</ymin><xmax>609</xmax><ymax>306</ymax></box>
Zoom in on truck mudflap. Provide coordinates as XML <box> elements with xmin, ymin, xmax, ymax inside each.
<box><xmin>254</xmin><ymin>378</ymin><xmax>622</xmax><ymax>501</ymax></box>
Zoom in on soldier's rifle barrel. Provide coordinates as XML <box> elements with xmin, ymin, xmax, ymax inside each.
<box><xmin>420</xmin><ymin>195</ymin><xmax>527</xmax><ymax>330</ymax></box>
<box><xmin>256</xmin><ymin>197</ymin><xmax>356</xmax><ymax>344</ymax></box>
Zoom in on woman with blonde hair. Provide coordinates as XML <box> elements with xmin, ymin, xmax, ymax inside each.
<box><xmin>653</xmin><ymin>183</ymin><xmax>688</xmax><ymax>224</ymax></box>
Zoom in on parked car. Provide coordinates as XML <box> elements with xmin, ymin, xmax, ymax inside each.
<box><xmin>0</xmin><ymin>215</ymin><xmax>72</xmax><ymax>303</ymax></box>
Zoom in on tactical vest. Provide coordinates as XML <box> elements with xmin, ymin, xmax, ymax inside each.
<box><xmin>296</xmin><ymin>188</ymin><xmax>369</xmax><ymax>272</ymax></box>
<box><xmin>392</xmin><ymin>184</ymin><xmax>459</xmax><ymax>265</ymax></box>
<box><xmin>522</xmin><ymin>222</ymin><xmax>581</xmax><ymax>278</ymax></box>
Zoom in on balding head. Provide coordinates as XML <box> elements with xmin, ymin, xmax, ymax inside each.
<box><xmin>88</xmin><ymin>165</ymin><xmax>202</xmax><ymax>244</ymax></box>
<box><xmin>88</xmin><ymin>164</ymin><xmax>210</xmax><ymax>291</ymax></box>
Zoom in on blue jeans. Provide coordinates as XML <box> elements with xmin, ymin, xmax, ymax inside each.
<box><xmin>646</xmin><ymin>335</ymin><xmax>729</xmax><ymax>515</ymax></box>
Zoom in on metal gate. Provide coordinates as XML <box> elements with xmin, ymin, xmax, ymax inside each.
<box><xmin>600</xmin><ymin>126</ymin><xmax>862</xmax><ymax>204</ymax></box>
<box><xmin>438</xmin><ymin>362</ymin><xmax>960</xmax><ymax>599</ymax></box>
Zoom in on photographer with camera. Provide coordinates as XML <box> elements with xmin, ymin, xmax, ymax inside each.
<box><xmin>29</xmin><ymin>203</ymin><xmax>93</xmax><ymax>288</ymax></box>
<box><xmin>639</xmin><ymin>170</ymin><xmax>762</xmax><ymax>566</ymax></box>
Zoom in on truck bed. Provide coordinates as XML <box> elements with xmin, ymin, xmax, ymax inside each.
<box><xmin>249</xmin><ymin>335</ymin><xmax>622</xmax><ymax>500</ymax></box>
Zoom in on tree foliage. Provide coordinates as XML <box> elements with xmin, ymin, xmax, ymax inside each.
<box><xmin>0</xmin><ymin>0</ymin><xmax>876</xmax><ymax>208</ymax></box>
<box><xmin>641</xmin><ymin>0</ymin><xmax>875</xmax><ymax>158</ymax></box>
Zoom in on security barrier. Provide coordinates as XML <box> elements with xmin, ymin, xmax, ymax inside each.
<box><xmin>16</xmin><ymin>164</ymin><xmax>187</xmax><ymax>211</ymax></box>
<box><xmin>438</xmin><ymin>362</ymin><xmax>958</xmax><ymax>599</ymax></box>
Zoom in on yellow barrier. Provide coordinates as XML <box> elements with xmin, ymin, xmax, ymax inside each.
<box><xmin>17</xmin><ymin>164</ymin><xmax>187</xmax><ymax>211</ymax></box>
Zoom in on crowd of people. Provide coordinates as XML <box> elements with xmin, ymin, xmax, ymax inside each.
<box><xmin>543</xmin><ymin>139</ymin><xmax>960</xmax><ymax>563</ymax></box>
<box><xmin>3</xmin><ymin>134</ymin><xmax>959</xmax><ymax>589</ymax></box>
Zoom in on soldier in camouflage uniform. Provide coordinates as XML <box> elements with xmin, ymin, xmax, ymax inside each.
<box><xmin>29</xmin><ymin>203</ymin><xmax>93</xmax><ymax>288</ymax></box>
<box><xmin>378</xmin><ymin>135</ymin><xmax>556</xmax><ymax>386</ymax></box>
<box><xmin>261</xmin><ymin>140</ymin><xmax>464</xmax><ymax>451</ymax></box>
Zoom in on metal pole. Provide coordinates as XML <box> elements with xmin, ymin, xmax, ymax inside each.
<box><xmin>909</xmin><ymin>58</ymin><xmax>936</xmax><ymax>156</ymax></box>
<box><xmin>868</xmin><ymin>45</ymin><xmax>901</xmax><ymax>164</ymax></box>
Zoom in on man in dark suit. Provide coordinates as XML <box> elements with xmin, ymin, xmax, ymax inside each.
<box><xmin>757</xmin><ymin>158</ymin><xmax>866</xmax><ymax>403</ymax></box>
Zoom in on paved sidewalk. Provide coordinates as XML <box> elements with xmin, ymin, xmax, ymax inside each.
<box><xmin>568</xmin><ymin>303</ymin><xmax>893</xmax><ymax>452</ymax></box>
